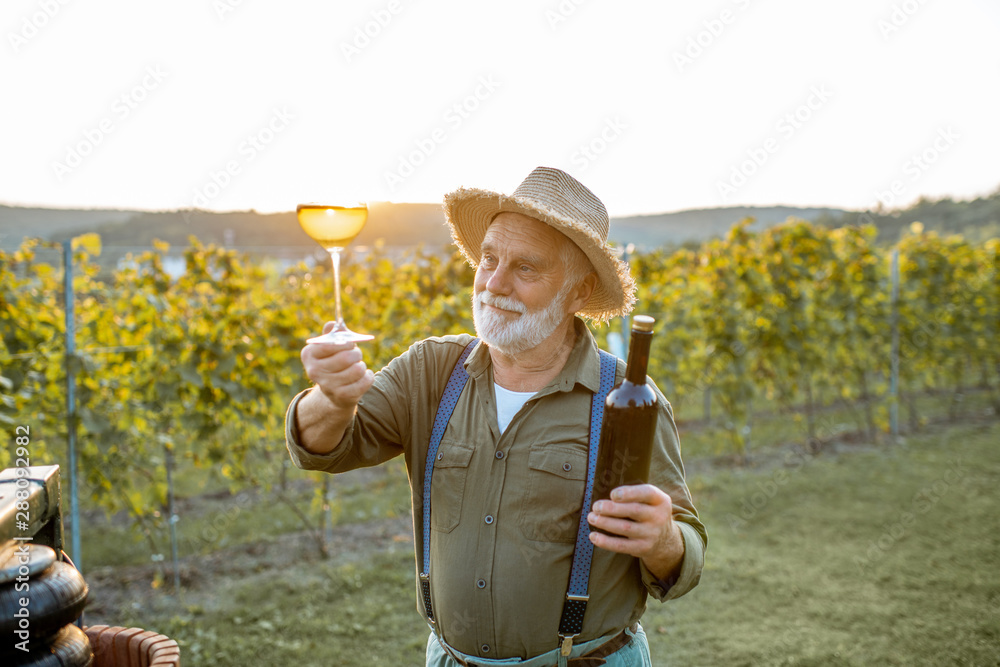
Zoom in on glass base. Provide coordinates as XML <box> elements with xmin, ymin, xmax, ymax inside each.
<box><xmin>306</xmin><ymin>328</ymin><xmax>374</xmax><ymax>345</ymax></box>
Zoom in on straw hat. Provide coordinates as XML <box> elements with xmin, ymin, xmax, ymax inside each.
<box><xmin>443</xmin><ymin>166</ymin><xmax>636</xmax><ymax>323</ymax></box>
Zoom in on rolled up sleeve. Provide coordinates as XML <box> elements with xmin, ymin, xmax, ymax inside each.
<box><xmin>284</xmin><ymin>389</ymin><xmax>359</xmax><ymax>472</ymax></box>
<box><xmin>641</xmin><ymin>519</ymin><xmax>706</xmax><ymax>601</ymax></box>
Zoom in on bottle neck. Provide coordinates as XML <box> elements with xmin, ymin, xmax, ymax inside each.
<box><xmin>625</xmin><ymin>330</ymin><xmax>653</xmax><ymax>384</ymax></box>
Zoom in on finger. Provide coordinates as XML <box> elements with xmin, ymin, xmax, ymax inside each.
<box><xmin>319</xmin><ymin>365</ymin><xmax>375</xmax><ymax>408</ymax></box>
<box><xmin>330</xmin><ymin>367</ymin><xmax>375</xmax><ymax>403</ymax></box>
<box><xmin>590</xmin><ymin>500</ymin><xmax>659</xmax><ymax>523</ymax></box>
<box><xmin>303</xmin><ymin>340</ymin><xmax>359</xmax><ymax>361</ymax></box>
<box><xmin>302</xmin><ymin>345</ymin><xmax>363</xmax><ymax>374</ymax></box>
<box><xmin>302</xmin><ymin>347</ymin><xmax>370</xmax><ymax>394</ymax></box>
<box><xmin>609</xmin><ymin>484</ymin><xmax>669</xmax><ymax>505</ymax></box>
<box><xmin>312</xmin><ymin>358</ymin><xmax>369</xmax><ymax>390</ymax></box>
<box><xmin>322</xmin><ymin>320</ymin><xmax>337</xmax><ymax>334</ymax></box>
<box><xmin>588</xmin><ymin>506</ymin><xmax>664</xmax><ymax>538</ymax></box>
<box><xmin>587</xmin><ymin>523</ymin><xmax>652</xmax><ymax>557</ymax></box>
<box><xmin>587</xmin><ymin>512</ymin><xmax>641</xmax><ymax>537</ymax></box>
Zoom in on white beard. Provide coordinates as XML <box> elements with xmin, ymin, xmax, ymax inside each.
<box><xmin>472</xmin><ymin>284</ymin><xmax>573</xmax><ymax>355</ymax></box>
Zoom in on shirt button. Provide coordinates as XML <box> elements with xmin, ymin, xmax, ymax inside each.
<box><xmin>477</xmin><ymin>579</ymin><xmax>486</xmax><ymax>589</ymax></box>
<box><xmin>563</xmin><ymin>462</ymin><xmax>572</xmax><ymax>472</ymax></box>
<box><xmin>436</xmin><ymin>452</ymin><xmax>443</xmax><ymax>460</ymax></box>
<box><xmin>495</xmin><ymin>451</ymin><xmax>505</xmax><ymax>460</ymax></box>
<box><xmin>484</xmin><ymin>515</ymin><xmax>494</xmax><ymax>525</ymax></box>
<box><xmin>482</xmin><ymin>644</ymin><xmax>490</xmax><ymax>653</ymax></box>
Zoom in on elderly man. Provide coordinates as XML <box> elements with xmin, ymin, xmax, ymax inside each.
<box><xmin>285</xmin><ymin>167</ymin><xmax>706</xmax><ymax>666</ymax></box>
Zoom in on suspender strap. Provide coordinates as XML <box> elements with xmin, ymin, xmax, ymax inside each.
<box><xmin>558</xmin><ymin>349</ymin><xmax>617</xmax><ymax>653</ymax></box>
<box><xmin>420</xmin><ymin>338</ymin><xmax>478</xmax><ymax>624</ymax></box>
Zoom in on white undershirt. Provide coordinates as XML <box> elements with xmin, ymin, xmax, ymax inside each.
<box><xmin>494</xmin><ymin>383</ymin><xmax>535</xmax><ymax>434</ymax></box>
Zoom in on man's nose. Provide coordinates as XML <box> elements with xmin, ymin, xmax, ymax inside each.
<box><xmin>485</xmin><ymin>265</ymin><xmax>511</xmax><ymax>295</ymax></box>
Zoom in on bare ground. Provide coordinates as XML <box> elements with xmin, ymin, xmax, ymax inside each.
<box><xmin>83</xmin><ymin>514</ymin><xmax>415</xmax><ymax>626</ymax></box>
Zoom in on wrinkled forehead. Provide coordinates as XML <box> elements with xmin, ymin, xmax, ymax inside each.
<box><xmin>482</xmin><ymin>211</ymin><xmax>572</xmax><ymax>255</ymax></box>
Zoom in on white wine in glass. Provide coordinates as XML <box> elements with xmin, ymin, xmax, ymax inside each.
<box><xmin>297</xmin><ymin>203</ymin><xmax>374</xmax><ymax>345</ymax></box>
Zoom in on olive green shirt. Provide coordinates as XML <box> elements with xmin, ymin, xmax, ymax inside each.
<box><xmin>285</xmin><ymin>320</ymin><xmax>707</xmax><ymax>660</ymax></box>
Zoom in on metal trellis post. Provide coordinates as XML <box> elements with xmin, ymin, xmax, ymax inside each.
<box><xmin>165</xmin><ymin>443</ymin><xmax>181</xmax><ymax>595</ymax></box>
<box><xmin>890</xmin><ymin>248</ymin><xmax>900</xmax><ymax>439</ymax></box>
<box><xmin>62</xmin><ymin>241</ymin><xmax>81</xmax><ymax>571</ymax></box>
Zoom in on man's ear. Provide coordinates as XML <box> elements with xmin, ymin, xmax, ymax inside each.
<box><xmin>567</xmin><ymin>273</ymin><xmax>598</xmax><ymax>313</ymax></box>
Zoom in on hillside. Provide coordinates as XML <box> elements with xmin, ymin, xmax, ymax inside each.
<box><xmin>0</xmin><ymin>202</ymin><xmax>848</xmax><ymax>256</ymax></box>
<box><xmin>2</xmin><ymin>187</ymin><xmax>997</xmax><ymax>259</ymax></box>
<box><xmin>0</xmin><ymin>205</ymin><xmax>132</xmax><ymax>246</ymax></box>
<box><xmin>0</xmin><ymin>203</ymin><xmax>448</xmax><ymax>255</ymax></box>
<box><xmin>813</xmin><ymin>187</ymin><xmax>1000</xmax><ymax>243</ymax></box>
<box><xmin>611</xmin><ymin>205</ymin><xmax>846</xmax><ymax>248</ymax></box>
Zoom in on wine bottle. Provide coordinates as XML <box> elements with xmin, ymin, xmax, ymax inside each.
<box><xmin>592</xmin><ymin>315</ymin><xmax>658</xmax><ymax>525</ymax></box>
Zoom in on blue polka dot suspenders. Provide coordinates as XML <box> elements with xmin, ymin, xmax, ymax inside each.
<box><xmin>420</xmin><ymin>338</ymin><xmax>618</xmax><ymax>656</ymax></box>
<box><xmin>557</xmin><ymin>347</ymin><xmax>617</xmax><ymax>655</ymax></box>
<box><xmin>420</xmin><ymin>338</ymin><xmax>479</xmax><ymax>624</ymax></box>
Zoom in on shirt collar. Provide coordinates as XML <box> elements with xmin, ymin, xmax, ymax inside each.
<box><xmin>465</xmin><ymin>318</ymin><xmax>603</xmax><ymax>395</ymax></box>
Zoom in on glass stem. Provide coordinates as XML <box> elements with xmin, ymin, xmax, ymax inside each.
<box><xmin>329</xmin><ymin>247</ymin><xmax>345</xmax><ymax>329</ymax></box>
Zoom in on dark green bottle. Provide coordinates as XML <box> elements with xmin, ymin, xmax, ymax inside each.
<box><xmin>592</xmin><ymin>316</ymin><xmax>657</xmax><ymax>530</ymax></box>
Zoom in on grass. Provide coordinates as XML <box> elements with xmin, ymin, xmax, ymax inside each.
<box><xmin>677</xmin><ymin>387</ymin><xmax>995</xmax><ymax>459</ymax></box>
<box><xmin>647</xmin><ymin>418</ymin><xmax>1000</xmax><ymax>665</ymax></box>
<box><xmin>80</xmin><ymin>458</ymin><xmax>412</xmax><ymax>568</ymax></box>
<box><xmin>143</xmin><ymin>551</ymin><xmax>429</xmax><ymax>665</ymax></box>
<box><xmin>76</xmin><ymin>381</ymin><xmax>994</xmax><ymax>569</ymax></box>
<box><xmin>97</xmin><ymin>419</ymin><xmax>1000</xmax><ymax>666</ymax></box>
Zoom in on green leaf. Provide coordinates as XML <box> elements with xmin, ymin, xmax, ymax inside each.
<box><xmin>80</xmin><ymin>408</ymin><xmax>112</xmax><ymax>435</ymax></box>
<box><xmin>179</xmin><ymin>363</ymin><xmax>204</xmax><ymax>389</ymax></box>
<box><xmin>72</xmin><ymin>233</ymin><xmax>102</xmax><ymax>256</ymax></box>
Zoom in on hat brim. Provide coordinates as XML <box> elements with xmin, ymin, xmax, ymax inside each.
<box><xmin>444</xmin><ymin>187</ymin><xmax>636</xmax><ymax>323</ymax></box>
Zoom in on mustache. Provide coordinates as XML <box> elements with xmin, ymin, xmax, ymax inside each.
<box><xmin>476</xmin><ymin>291</ymin><xmax>527</xmax><ymax>314</ymax></box>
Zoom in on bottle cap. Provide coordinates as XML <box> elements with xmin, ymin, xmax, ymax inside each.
<box><xmin>632</xmin><ymin>315</ymin><xmax>655</xmax><ymax>332</ymax></box>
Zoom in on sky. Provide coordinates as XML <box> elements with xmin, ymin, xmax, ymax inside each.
<box><xmin>1</xmin><ymin>0</ymin><xmax>999</xmax><ymax>217</ymax></box>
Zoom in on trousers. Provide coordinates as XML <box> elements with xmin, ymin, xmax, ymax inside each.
<box><xmin>425</xmin><ymin>624</ymin><xmax>652</xmax><ymax>667</ymax></box>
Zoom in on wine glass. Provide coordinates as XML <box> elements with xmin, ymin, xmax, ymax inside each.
<box><xmin>297</xmin><ymin>202</ymin><xmax>374</xmax><ymax>344</ymax></box>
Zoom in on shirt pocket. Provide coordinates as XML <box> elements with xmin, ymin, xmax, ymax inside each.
<box><xmin>518</xmin><ymin>444</ymin><xmax>588</xmax><ymax>543</ymax></box>
<box><xmin>430</xmin><ymin>440</ymin><xmax>476</xmax><ymax>534</ymax></box>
